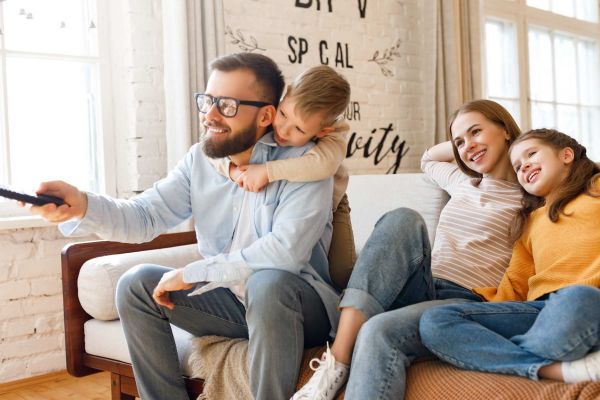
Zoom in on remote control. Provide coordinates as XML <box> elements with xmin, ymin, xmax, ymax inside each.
<box><xmin>0</xmin><ymin>185</ymin><xmax>65</xmax><ymax>206</ymax></box>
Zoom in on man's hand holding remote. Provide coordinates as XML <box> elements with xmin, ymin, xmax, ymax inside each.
<box><xmin>28</xmin><ymin>181</ymin><xmax>88</xmax><ymax>223</ymax></box>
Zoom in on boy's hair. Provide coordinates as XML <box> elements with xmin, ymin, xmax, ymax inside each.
<box><xmin>447</xmin><ymin>99</ymin><xmax>522</xmax><ymax>179</ymax></box>
<box><xmin>209</xmin><ymin>53</ymin><xmax>285</xmax><ymax>107</ymax></box>
<box><xmin>510</xmin><ymin>128</ymin><xmax>600</xmax><ymax>243</ymax></box>
<box><xmin>286</xmin><ymin>65</ymin><xmax>351</xmax><ymax>127</ymax></box>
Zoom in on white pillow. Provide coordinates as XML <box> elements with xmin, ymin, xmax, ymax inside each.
<box><xmin>347</xmin><ymin>173</ymin><xmax>449</xmax><ymax>253</ymax></box>
<box><xmin>78</xmin><ymin>244</ymin><xmax>202</xmax><ymax>320</ymax></box>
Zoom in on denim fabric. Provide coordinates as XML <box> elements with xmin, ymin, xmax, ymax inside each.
<box><xmin>116</xmin><ymin>265</ymin><xmax>330</xmax><ymax>400</ymax></box>
<box><xmin>340</xmin><ymin>208</ymin><xmax>481</xmax><ymax>400</ymax></box>
<box><xmin>420</xmin><ymin>285</ymin><xmax>600</xmax><ymax>380</ymax></box>
<box><xmin>339</xmin><ymin>208</ymin><xmax>435</xmax><ymax>318</ymax></box>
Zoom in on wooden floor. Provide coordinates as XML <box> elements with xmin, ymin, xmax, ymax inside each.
<box><xmin>0</xmin><ymin>371</ymin><xmax>118</xmax><ymax>400</ymax></box>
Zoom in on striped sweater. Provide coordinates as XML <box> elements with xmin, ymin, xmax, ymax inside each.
<box><xmin>421</xmin><ymin>151</ymin><xmax>523</xmax><ymax>289</ymax></box>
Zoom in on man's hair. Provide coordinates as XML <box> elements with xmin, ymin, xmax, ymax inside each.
<box><xmin>209</xmin><ymin>53</ymin><xmax>285</xmax><ymax>107</ymax></box>
<box><xmin>509</xmin><ymin>128</ymin><xmax>600</xmax><ymax>243</ymax></box>
<box><xmin>447</xmin><ymin>99</ymin><xmax>522</xmax><ymax>179</ymax></box>
<box><xmin>286</xmin><ymin>65</ymin><xmax>351</xmax><ymax>126</ymax></box>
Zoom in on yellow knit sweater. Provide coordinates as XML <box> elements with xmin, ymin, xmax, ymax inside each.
<box><xmin>474</xmin><ymin>191</ymin><xmax>600</xmax><ymax>302</ymax></box>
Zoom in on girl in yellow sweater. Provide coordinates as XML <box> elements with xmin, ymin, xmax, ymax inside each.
<box><xmin>419</xmin><ymin>128</ymin><xmax>600</xmax><ymax>383</ymax></box>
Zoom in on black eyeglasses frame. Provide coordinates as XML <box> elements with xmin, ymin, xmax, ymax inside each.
<box><xmin>194</xmin><ymin>93</ymin><xmax>271</xmax><ymax>118</ymax></box>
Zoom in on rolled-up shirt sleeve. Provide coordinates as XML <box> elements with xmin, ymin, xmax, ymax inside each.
<box><xmin>59</xmin><ymin>147</ymin><xmax>195</xmax><ymax>243</ymax></box>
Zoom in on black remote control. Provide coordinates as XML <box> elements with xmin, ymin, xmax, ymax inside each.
<box><xmin>0</xmin><ymin>185</ymin><xmax>65</xmax><ymax>206</ymax></box>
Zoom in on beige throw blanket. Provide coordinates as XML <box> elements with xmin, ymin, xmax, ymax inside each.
<box><xmin>188</xmin><ymin>336</ymin><xmax>252</xmax><ymax>400</ymax></box>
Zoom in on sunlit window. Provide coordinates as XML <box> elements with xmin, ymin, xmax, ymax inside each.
<box><xmin>485</xmin><ymin>19</ymin><xmax>521</xmax><ymax>124</ymax></box>
<box><xmin>483</xmin><ymin>0</ymin><xmax>600</xmax><ymax>161</ymax></box>
<box><xmin>527</xmin><ymin>0</ymin><xmax>599</xmax><ymax>23</ymax></box>
<box><xmin>0</xmin><ymin>0</ymin><xmax>101</xmax><ymax>217</ymax></box>
<box><xmin>529</xmin><ymin>28</ymin><xmax>600</xmax><ymax>157</ymax></box>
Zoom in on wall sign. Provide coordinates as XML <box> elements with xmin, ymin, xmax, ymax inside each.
<box><xmin>222</xmin><ymin>0</ymin><xmax>436</xmax><ymax>174</ymax></box>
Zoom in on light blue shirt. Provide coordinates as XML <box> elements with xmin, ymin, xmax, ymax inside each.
<box><xmin>60</xmin><ymin>132</ymin><xmax>340</xmax><ymax>330</ymax></box>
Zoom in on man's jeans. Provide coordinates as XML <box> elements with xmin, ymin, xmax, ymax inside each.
<box><xmin>339</xmin><ymin>208</ymin><xmax>481</xmax><ymax>400</ymax></box>
<box><xmin>116</xmin><ymin>265</ymin><xmax>330</xmax><ymax>400</ymax></box>
<box><xmin>420</xmin><ymin>285</ymin><xmax>600</xmax><ymax>380</ymax></box>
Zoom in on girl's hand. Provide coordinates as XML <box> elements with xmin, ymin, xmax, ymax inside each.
<box><xmin>236</xmin><ymin>164</ymin><xmax>269</xmax><ymax>192</ymax></box>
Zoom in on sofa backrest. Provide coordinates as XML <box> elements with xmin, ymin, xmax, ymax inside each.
<box><xmin>346</xmin><ymin>173</ymin><xmax>449</xmax><ymax>253</ymax></box>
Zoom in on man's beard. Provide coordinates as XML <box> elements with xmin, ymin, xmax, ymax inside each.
<box><xmin>201</xmin><ymin>123</ymin><xmax>257</xmax><ymax>158</ymax></box>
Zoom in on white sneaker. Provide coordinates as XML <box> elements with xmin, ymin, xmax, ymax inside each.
<box><xmin>562</xmin><ymin>349</ymin><xmax>600</xmax><ymax>383</ymax></box>
<box><xmin>291</xmin><ymin>343</ymin><xmax>349</xmax><ymax>400</ymax></box>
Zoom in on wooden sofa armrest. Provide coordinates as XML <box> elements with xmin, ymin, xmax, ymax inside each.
<box><xmin>61</xmin><ymin>231</ymin><xmax>197</xmax><ymax>377</ymax></box>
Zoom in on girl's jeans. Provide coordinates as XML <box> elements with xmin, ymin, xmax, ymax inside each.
<box><xmin>420</xmin><ymin>285</ymin><xmax>600</xmax><ymax>380</ymax></box>
<box><xmin>339</xmin><ymin>208</ymin><xmax>481</xmax><ymax>400</ymax></box>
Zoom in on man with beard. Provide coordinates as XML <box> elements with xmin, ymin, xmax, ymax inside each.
<box><xmin>29</xmin><ymin>53</ymin><xmax>338</xmax><ymax>400</ymax></box>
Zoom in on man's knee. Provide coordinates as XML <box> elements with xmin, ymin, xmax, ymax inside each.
<box><xmin>246</xmin><ymin>269</ymin><xmax>300</xmax><ymax>308</ymax></box>
<box><xmin>116</xmin><ymin>264</ymin><xmax>165</xmax><ymax>311</ymax></box>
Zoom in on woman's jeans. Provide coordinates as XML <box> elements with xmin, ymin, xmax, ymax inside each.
<box><xmin>339</xmin><ymin>208</ymin><xmax>482</xmax><ymax>400</ymax></box>
<box><xmin>420</xmin><ymin>285</ymin><xmax>600</xmax><ymax>380</ymax></box>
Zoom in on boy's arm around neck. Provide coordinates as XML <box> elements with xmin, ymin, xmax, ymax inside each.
<box><xmin>266</xmin><ymin>123</ymin><xmax>348</xmax><ymax>182</ymax></box>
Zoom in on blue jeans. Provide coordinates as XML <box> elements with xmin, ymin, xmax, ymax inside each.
<box><xmin>116</xmin><ymin>265</ymin><xmax>330</xmax><ymax>400</ymax></box>
<box><xmin>420</xmin><ymin>285</ymin><xmax>600</xmax><ymax>380</ymax></box>
<box><xmin>339</xmin><ymin>208</ymin><xmax>482</xmax><ymax>400</ymax></box>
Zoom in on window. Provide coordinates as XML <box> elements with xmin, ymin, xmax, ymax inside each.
<box><xmin>0</xmin><ymin>0</ymin><xmax>108</xmax><ymax>218</ymax></box>
<box><xmin>484</xmin><ymin>18</ymin><xmax>521</xmax><ymax>123</ymax></box>
<box><xmin>483</xmin><ymin>0</ymin><xmax>600</xmax><ymax>161</ymax></box>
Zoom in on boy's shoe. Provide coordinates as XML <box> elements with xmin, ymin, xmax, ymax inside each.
<box><xmin>562</xmin><ymin>349</ymin><xmax>600</xmax><ymax>383</ymax></box>
<box><xmin>291</xmin><ymin>343</ymin><xmax>349</xmax><ymax>400</ymax></box>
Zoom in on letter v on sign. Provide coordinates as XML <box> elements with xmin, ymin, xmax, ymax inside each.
<box><xmin>358</xmin><ymin>0</ymin><xmax>367</xmax><ymax>18</ymax></box>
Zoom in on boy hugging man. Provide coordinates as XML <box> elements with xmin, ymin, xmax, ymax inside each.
<box><xmin>210</xmin><ymin>65</ymin><xmax>355</xmax><ymax>290</ymax></box>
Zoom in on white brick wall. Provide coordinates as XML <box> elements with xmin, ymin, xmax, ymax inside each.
<box><xmin>111</xmin><ymin>0</ymin><xmax>165</xmax><ymax>198</ymax></box>
<box><xmin>0</xmin><ymin>227</ymin><xmax>94</xmax><ymax>383</ymax></box>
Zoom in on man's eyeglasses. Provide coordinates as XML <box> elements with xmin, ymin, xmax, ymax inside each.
<box><xmin>194</xmin><ymin>93</ymin><xmax>271</xmax><ymax>118</ymax></box>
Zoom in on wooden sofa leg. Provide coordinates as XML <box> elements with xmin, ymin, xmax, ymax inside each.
<box><xmin>111</xmin><ymin>372</ymin><xmax>136</xmax><ymax>400</ymax></box>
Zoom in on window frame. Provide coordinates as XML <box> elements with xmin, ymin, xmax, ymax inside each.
<box><xmin>0</xmin><ymin>1</ymin><xmax>115</xmax><ymax>226</ymax></box>
<box><xmin>482</xmin><ymin>0</ymin><xmax>600</xmax><ymax>132</ymax></box>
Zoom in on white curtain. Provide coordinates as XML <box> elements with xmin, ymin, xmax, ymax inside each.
<box><xmin>187</xmin><ymin>0</ymin><xmax>226</xmax><ymax>143</ymax></box>
<box><xmin>162</xmin><ymin>0</ymin><xmax>226</xmax><ymax>171</ymax></box>
<box><xmin>435</xmin><ymin>0</ymin><xmax>482</xmax><ymax>144</ymax></box>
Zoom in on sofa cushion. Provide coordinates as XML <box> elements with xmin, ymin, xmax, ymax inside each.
<box><xmin>346</xmin><ymin>173</ymin><xmax>449</xmax><ymax>253</ymax></box>
<box><xmin>84</xmin><ymin>318</ymin><xmax>195</xmax><ymax>376</ymax></box>
<box><xmin>78</xmin><ymin>244</ymin><xmax>201</xmax><ymax>320</ymax></box>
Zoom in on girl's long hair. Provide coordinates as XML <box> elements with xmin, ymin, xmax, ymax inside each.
<box><xmin>510</xmin><ymin>128</ymin><xmax>600</xmax><ymax>243</ymax></box>
<box><xmin>447</xmin><ymin>99</ymin><xmax>522</xmax><ymax>179</ymax></box>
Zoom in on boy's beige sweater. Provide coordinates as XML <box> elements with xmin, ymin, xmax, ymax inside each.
<box><xmin>266</xmin><ymin>122</ymin><xmax>349</xmax><ymax>210</ymax></box>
